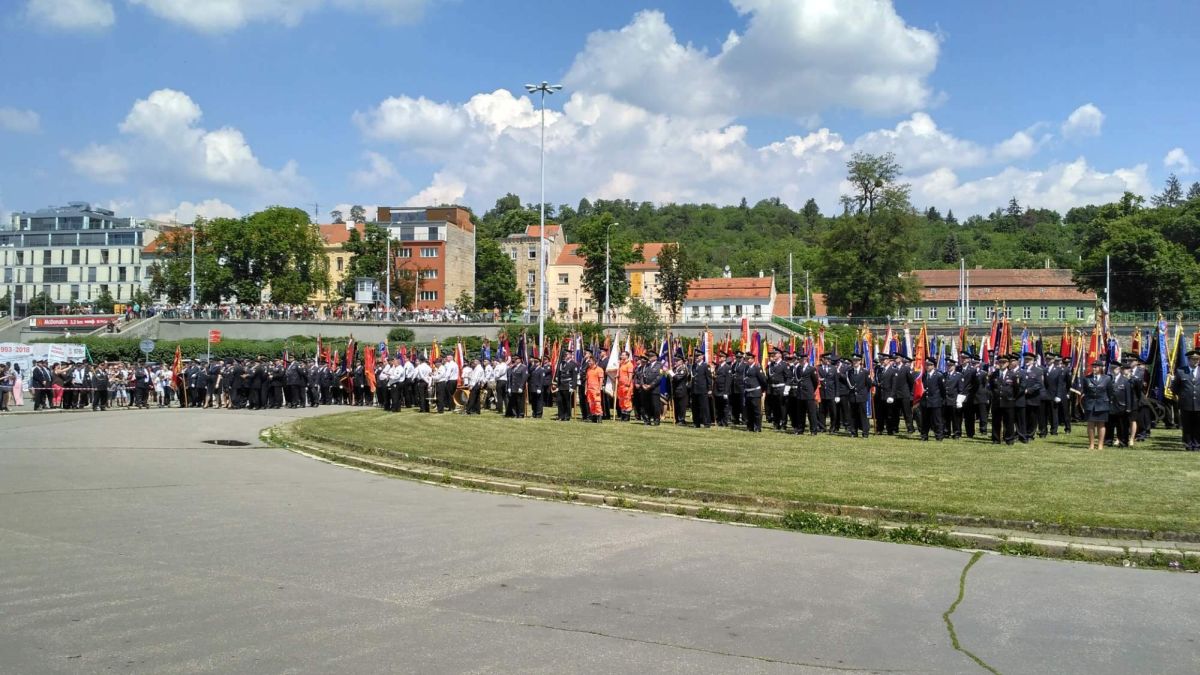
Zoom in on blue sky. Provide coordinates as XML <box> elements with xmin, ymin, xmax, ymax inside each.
<box><xmin>1</xmin><ymin>0</ymin><xmax>1196</xmax><ymax>224</ymax></box>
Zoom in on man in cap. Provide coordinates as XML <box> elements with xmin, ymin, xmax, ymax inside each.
<box><xmin>846</xmin><ymin>353</ymin><xmax>872</xmax><ymax>438</ymax></box>
<box><xmin>506</xmin><ymin>354</ymin><xmax>528</xmax><ymax>418</ymax></box>
<box><xmin>639</xmin><ymin>352</ymin><xmax>664</xmax><ymax>425</ymax></box>
<box><xmin>1043</xmin><ymin>353</ymin><xmax>1065</xmax><ymax>435</ymax></box>
<box><xmin>989</xmin><ymin>354</ymin><xmax>1015</xmax><ymax>444</ymax></box>
<box><xmin>1172</xmin><ymin>350</ymin><xmax>1200</xmax><ymax>450</ymax></box>
<box><xmin>818</xmin><ymin>352</ymin><xmax>838</xmax><ymax>433</ymax></box>
<box><xmin>1109</xmin><ymin>359</ymin><xmax>1136</xmax><ymax>447</ymax></box>
<box><xmin>765</xmin><ymin>348</ymin><xmax>789</xmax><ymax>431</ymax></box>
<box><xmin>713</xmin><ymin>351</ymin><xmax>734</xmax><ymax>427</ymax></box>
<box><xmin>875</xmin><ymin>354</ymin><xmax>895</xmax><ymax>434</ymax></box>
<box><xmin>730</xmin><ymin>351</ymin><xmax>747</xmax><ymax>426</ymax></box>
<box><xmin>887</xmin><ymin>355</ymin><xmax>916</xmax><ymax>435</ymax></box>
<box><xmin>789</xmin><ymin>350</ymin><xmax>820</xmax><ymax>435</ymax></box>
<box><xmin>959</xmin><ymin>354</ymin><xmax>980</xmax><ymax>438</ymax></box>
<box><xmin>943</xmin><ymin>359</ymin><xmax>963</xmax><ymax>439</ymax></box>
<box><xmin>919</xmin><ymin>357</ymin><xmax>946</xmax><ymax>441</ymax></box>
<box><xmin>528</xmin><ymin>356</ymin><xmax>548</xmax><ymax>418</ymax></box>
<box><xmin>671</xmin><ymin>350</ymin><xmax>691</xmax><ymax>425</ymax></box>
<box><xmin>691</xmin><ymin>352</ymin><xmax>713</xmax><ymax>428</ymax></box>
<box><xmin>742</xmin><ymin>351</ymin><xmax>767</xmax><ymax>432</ymax></box>
<box><xmin>32</xmin><ymin>359</ymin><xmax>52</xmax><ymax>410</ymax></box>
<box><xmin>555</xmin><ymin>350</ymin><xmax>577</xmax><ymax>421</ymax></box>
<box><xmin>1022</xmin><ymin>352</ymin><xmax>1045</xmax><ymax>440</ymax></box>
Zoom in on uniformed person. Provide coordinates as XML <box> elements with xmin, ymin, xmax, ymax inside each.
<box><xmin>639</xmin><ymin>353</ymin><xmax>663</xmax><ymax>425</ymax></box>
<box><xmin>766</xmin><ymin>348</ymin><xmax>788</xmax><ymax>431</ymax></box>
<box><xmin>671</xmin><ymin>353</ymin><xmax>690</xmax><ymax>425</ymax></box>
<box><xmin>730</xmin><ymin>351</ymin><xmax>747</xmax><ymax>426</ymax></box>
<box><xmin>1173</xmin><ymin>350</ymin><xmax>1200</xmax><ymax>451</ymax></box>
<box><xmin>919</xmin><ymin>358</ymin><xmax>946</xmax><ymax>441</ymax></box>
<box><xmin>846</xmin><ymin>353</ymin><xmax>872</xmax><ymax>438</ymax></box>
<box><xmin>690</xmin><ymin>353</ymin><xmax>712</xmax><ymax>428</ymax></box>
<box><xmin>714</xmin><ymin>351</ymin><xmax>733</xmax><ymax>427</ymax></box>
<box><xmin>742</xmin><ymin>354</ymin><xmax>767</xmax><ymax>432</ymax></box>
<box><xmin>507</xmin><ymin>355</ymin><xmax>528</xmax><ymax>418</ymax></box>
<box><xmin>555</xmin><ymin>351</ymin><xmax>577</xmax><ymax>421</ymax></box>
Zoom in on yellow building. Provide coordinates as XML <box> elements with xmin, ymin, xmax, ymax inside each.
<box><xmin>548</xmin><ymin>242</ymin><xmax>672</xmax><ymax>323</ymax></box>
<box><xmin>311</xmin><ymin>222</ymin><xmax>365</xmax><ymax>308</ymax></box>
<box><xmin>500</xmin><ymin>224</ymin><xmax>567</xmax><ymax>312</ymax></box>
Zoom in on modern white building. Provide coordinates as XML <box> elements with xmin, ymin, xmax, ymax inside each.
<box><xmin>682</xmin><ymin>276</ymin><xmax>778</xmax><ymax>323</ymax></box>
<box><xmin>2</xmin><ymin>202</ymin><xmax>159</xmax><ymax>310</ymax></box>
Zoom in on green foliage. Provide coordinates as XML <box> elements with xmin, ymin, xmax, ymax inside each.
<box><xmin>626</xmin><ymin>298</ymin><xmax>662</xmax><ymax>343</ymax></box>
<box><xmin>27</xmin><ymin>291</ymin><xmax>55</xmax><ymax>315</ymax></box>
<box><xmin>387</xmin><ymin>327</ymin><xmax>416</xmax><ymax>343</ymax></box>
<box><xmin>781</xmin><ymin>511</ymin><xmax>884</xmax><ymax>539</ymax></box>
<box><xmin>147</xmin><ymin>223</ymin><xmax>232</xmax><ymax>304</ymax></box>
<box><xmin>94</xmin><ymin>287</ymin><xmax>116</xmax><ymax>314</ymax></box>
<box><xmin>996</xmin><ymin>541</ymin><xmax>1044</xmax><ymax>557</ymax></box>
<box><xmin>475</xmin><ymin>237</ymin><xmax>522</xmax><ymax>311</ymax></box>
<box><xmin>574</xmin><ymin>214</ymin><xmax>644</xmax><ymax>320</ymax></box>
<box><xmin>655</xmin><ymin>243</ymin><xmax>702</xmax><ymax>322</ymax></box>
<box><xmin>454</xmin><ymin>290</ymin><xmax>475</xmax><ymax>313</ymax></box>
<box><xmin>816</xmin><ymin>212</ymin><xmax>921</xmax><ymax>317</ymax></box>
<box><xmin>839</xmin><ymin>151</ymin><xmax>909</xmax><ymax>216</ymax></box>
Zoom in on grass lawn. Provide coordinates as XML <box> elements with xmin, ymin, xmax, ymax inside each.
<box><xmin>291</xmin><ymin>409</ymin><xmax>1200</xmax><ymax>535</ymax></box>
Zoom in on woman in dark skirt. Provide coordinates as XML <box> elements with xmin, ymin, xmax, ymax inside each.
<box><xmin>1079</xmin><ymin>359</ymin><xmax>1114</xmax><ymax>450</ymax></box>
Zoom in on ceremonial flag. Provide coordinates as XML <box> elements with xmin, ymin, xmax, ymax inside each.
<box><xmin>363</xmin><ymin>344</ymin><xmax>376</xmax><ymax>393</ymax></box>
<box><xmin>171</xmin><ymin>344</ymin><xmax>183</xmax><ymax>392</ymax></box>
<box><xmin>861</xmin><ymin>327</ymin><xmax>875</xmax><ymax>418</ymax></box>
<box><xmin>499</xmin><ymin>336</ymin><xmax>509</xmax><ymax>361</ymax></box>
<box><xmin>912</xmin><ymin>322</ymin><xmax>928</xmax><ymax>402</ymax></box>
<box><xmin>605</xmin><ymin>330</ymin><xmax>621</xmax><ymax>396</ymax></box>
<box><xmin>1166</xmin><ymin>317</ymin><xmax>1184</xmax><ymax>400</ymax></box>
<box><xmin>430</xmin><ymin>340</ymin><xmax>440</xmax><ymax>362</ymax></box>
<box><xmin>482</xmin><ymin>338</ymin><xmax>491</xmax><ymax>361</ymax></box>
<box><xmin>455</xmin><ymin>341</ymin><xmax>465</xmax><ymax>386</ymax></box>
<box><xmin>902</xmin><ymin>325</ymin><xmax>912</xmax><ymax>359</ymax></box>
<box><xmin>741</xmin><ymin>317</ymin><xmax>750</xmax><ymax>351</ymax></box>
<box><xmin>1060</xmin><ymin>325</ymin><xmax>1072</xmax><ymax>360</ymax></box>
<box><xmin>379</xmin><ymin>341</ymin><xmax>389</xmax><ymax>363</ymax></box>
<box><xmin>346</xmin><ymin>337</ymin><xmax>356</xmax><ymax>369</ymax></box>
<box><xmin>981</xmin><ymin>333</ymin><xmax>991</xmax><ymax>365</ymax></box>
<box><xmin>549</xmin><ymin>339</ymin><xmax>561</xmax><ymax>378</ymax></box>
<box><xmin>937</xmin><ymin>337</ymin><xmax>946</xmax><ymax>372</ymax></box>
<box><xmin>316</xmin><ymin>334</ymin><xmax>323</xmax><ymax>366</ymax></box>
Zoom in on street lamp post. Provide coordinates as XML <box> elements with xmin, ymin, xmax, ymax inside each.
<box><xmin>604</xmin><ymin>221</ymin><xmax>615</xmax><ymax>324</ymax></box>
<box><xmin>189</xmin><ymin>223</ymin><xmax>196</xmax><ymax>307</ymax></box>
<box><xmin>525</xmin><ymin>80</ymin><xmax>562</xmax><ymax>357</ymax></box>
<box><xmin>385</xmin><ymin>234</ymin><xmax>392</xmax><ymax>320</ymax></box>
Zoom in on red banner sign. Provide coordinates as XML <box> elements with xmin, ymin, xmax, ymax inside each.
<box><xmin>28</xmin><ymin>315</ymin><xmax>117</xmax><ymax>329</ymax></box>
<box><xmin>208</xmin><ymin>330</ymin><xmax>222</xmax><ymax>344</ymax></box>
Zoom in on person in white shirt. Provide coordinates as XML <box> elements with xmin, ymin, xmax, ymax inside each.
<box><xmin>437</xmin><ymin>356</ymin><xmax>459</xmax><ymax>413</ymax></box>
<box><xmin>403</xmin><ymin>358</ymin><xmax>417</xmax><ymax>408</ymax></box>
<box><xmin>465</xmin><ymin>358</ymin><xmax>485</xmax><ymax>414</ymax></box>
<box><xmin>492</xmin><ymin>357</ymin><xmax>508</xmax><ymax>415</ymax></box>
<box><xmin>413</xmin><ymin>356</ymin><xmax>433</xmax><ymax>413</ymax></box>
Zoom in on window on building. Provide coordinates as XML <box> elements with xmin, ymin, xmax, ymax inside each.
<box><xmin>528</xmin><ymin>290</ymin><xmax>536</xmax><ymax>308</ymax></box>
<box><xmin>43</xmin><ymin>250</ymin><xmax>52</xmax><ymax>265</ymax></box>
<box><xmin>914</xmin><ymin>307</ymin><xmax>923</xmax><ymax>319</ymax></box>
<box><xmin>71</xmin><ymin>250</ymin><xmax>80</xmax><ymax>265</ymax></box>
<box><xmin>526</xmin><ymin>271</ymin><xmax>536</xmax><ymax>285</ymax></box>
<box><xmin>398</xmin><ymin>248</ymin><xmax>412</xmax><ymax>258</ymax></box>
<box><xmin>509</xmin><ymin>250</ymin><xmax>517</xmax><ymax>260</ymax></box>
<box><xmin>704</xmin><ymin>306</ymin><xmax>713</xmax><ymax>317</ymax></box>
<box><xmin>70</xmin><ymin>285</ymin><xmax>80</xmax><ymax>301</ymax></box>
<box><xmin>43</xmin><ymin>267</ymin><xmax>68</xmax><ymax>283</ymax></box>
<box><xmin>1039</xmin><ymin>306</ymin><xmax>1048</xmax><ymax>320</ymax></box>
<box><xmin>558</xmin><ymin>298</ymin><xmax>568</xmax><ymax>312</ymax></box>
<box><xmin>723</xmin><ymin>305</ymin><xmax>731</xmax><ymax>317</ymax></box>
<box><xmin>419</xmin><ymin>290</ymin><xmax>438</xmax><ymax>301</ymax></box>
<box><xmin>418</xmin><ymin>269</ymin><xmax>438</xmax><ymax>280</ymax></box>
<box><xmin>2</xmin><ymin>268</ymin><xmax>10</xmax><ymax>283</ymax></box>
<box><xmin>1076</xmin><ymin>306</ymin><xmax>1084</xmax><ymax>320</ymax></box>
<box><xmin>527</xmin><ymin>248</ymin><xmax>537</xmax><ymax>260</ymax></box>
<box><xmin>969</xmin><ymin>305</ymin><xmax>977</xmax><ymax>321</ymax></box>
<box><xmin>420</xmin><ymin>247</ymin><xmax>438</xmax><ymax>258</ymax></box>
<box><xmin>1022</xmin><ymin>306</ymin><xmax>1031</xmax><ymax>320</ymax></box>
<box><xmin>117</xmin><ymin>267</ymin><xmax>127</xmax><ymax>282</ymax></box>
<box><xmin>929</xmin><ymin>306</ymin><xmax>939</xmax><ymax>320</ymax></box>
<box><xmin>558</xmin><ymin>273</ymin><xmax>569</xmax><ymax>285</ymax></box>
<box><xmin>753</xmin><ymin>305</ymin><xmax>762</xmax><ymax>318</ymax></box>
<box><xmin>15</xmin><ymin>251</ymin><xmax>23</xmax><ymax>265</ymax></box>
<box><xmin>1058</xmin><ymin>306</ymin><xmax>1067</xmax><ymax>320</ymax></box>
<box><xmin>88</xmin><ymin>267</ymin><xmax>97</xmax><ymax>283</ymax></box>
<box><xmin>985</xmin><ymin>306</ymin><xmax>994</xmax><ymax>319</ymax></box>
<box><xmin>336</xmin><ymin>257</ymin><xmax>344</xmax><ymax>272</ymax></box>
<box><xmin>100</xmin><ymin>250</ymin><xmax>109</xmax><ymax>264</ymax></box>
<box><xmin>947</xmin><ymin>306</ymin><xmax>956</xmax><ymax>320</ymax></box>
<box><xmin>1006</xmin><ymin>306</ymin><xmax>1013</xmax><ymax>319</ymax></box>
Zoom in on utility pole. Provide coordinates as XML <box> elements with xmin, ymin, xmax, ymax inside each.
<box><xmin>1105</xmin><ymin>254</ymin><xmax>1111</xmax><ymax>313</ymax></box>
<box><xmin>805</xmin><ymin>270</ymin><xmax>811</xmax><ymax>319</ymax></box>
<box><xmin>788</xmin><ymin>252</ymin><xmax>794</xmax><ymax>322</ymax></box>
<box><xmin>385</xmin><ymin>235</ymin><xmax>392</xmax><ymax>320</ymax></box>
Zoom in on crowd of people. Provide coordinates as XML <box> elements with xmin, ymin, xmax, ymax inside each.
<box><xmin>4</xmin><ymin>346</ymin><xmax>1198</xmax><ymax>452</ymax></box>
<box><xmin>148</xmin><ymin>302</ymin><xmax>485</xmax><ymax>323</ymax></box>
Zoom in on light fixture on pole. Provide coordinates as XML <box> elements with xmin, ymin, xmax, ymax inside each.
<box><xmin>524</xmin><ymin>80</ymin><xmax>562</xmax><ymax>356</ymax></box>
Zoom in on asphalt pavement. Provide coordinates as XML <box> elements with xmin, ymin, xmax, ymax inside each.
<box><xmin>1</xmin><ymin>407</ymin><xmax>1197</xmax><ymax>674</ymax></box>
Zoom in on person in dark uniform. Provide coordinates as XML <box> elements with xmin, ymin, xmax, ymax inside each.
<box><xmin>92</xmin><ymin>365</ymin><xmax>109</xmax><ymax>411</ymax></box>
<box><xmin>597</xmin><ymin>348</ymin><xmax>613</xmax><ymax>420</ymax></box>
<box><xmin>1109</xmin><ymin>360</ymin><xmax>1135</xmax><ymax>447</ymax></box>
<box><xmin>1010</xmin><ymin>356</ymin><xmax>1028</xmax><ymax>443</ymax></box>
<box><xmin>743</xmin><ymin>356</ymin><xmax>767</xmax><ymax>432</ymax></box>
<box><xmin>1173</xmin><ymin>350</ymin><xmax>1200</xmax><ymax>451</ymax></box>
<box><xmin>714</xmin><ymin>351</ymin><xmax>734</xmax><ymax>427</ymax></box>
<box><xmin>206</xmin><ymin>360</ymin><xmax>221</xmax><ymax>408</ymax></box>
<box><xmin>919</xmin><ymin>358</ymin><xmax>946</xmax><ymax>441</ymax></box>
<box><xmin>32</xmin><ymin>360</ymin><xmax>51</xmax><ymax>410</ymax></box>
<box><xmin>790</xmin><ymin>352</ymin><xmax>820</xmax><ymax>435</ymax></box>
<box><xmin>989</xmin><ymin>355</ymin><xmax>1014</xmax><ymax>444</ymax></box>
<box><xmin>943</xmin><ymin>360</ymin><xmax>963</xmax><ymax>439</ymax></box>
<box><xmin>975</xmin><ymin>359</ymin><xmax>992</xmax><ymax>437</ymax></box>
<box><xmin>133</xmin><ymin>364</ymin><xmax>150</xmax><ymax>408</ymax></box>
<box><xmin>818</xmin><ymin>353</ymin><xmax>838</xmax><ymax>433</ymax></box>
<box><xmin>285</xmin><ymin>358</ymin><xmax>305</xmax><ymax>409</ymax></box>
<box><xmin>731</xmin><ymin>352</ymin><xmax>747</xmax><ymax>426</ymax></box>
<box><xmin>555</xmin><ymin>351</ymin><xmax>577</xmax><ymax>421</ymax></box>
<box><xmin>846</xmin><ymin>353</ymin><xmax>872</xmax><ymax>438</ymax></box>
<box><xmin>834</xmin><ymin>357</ymin><xmax>852</xmax><ymax>433</ymax></box>
<box><xmin>1022</xmin><ymin>353</ymin><xmax>1043</xmax><ymax>440</ymax></box>
<box><xmin>886</xmin><ymin>355</ymin><xmax>915</xmax><ymax>434</ymax></box>
<box><xmin>690</xmin><ymin>353</ymin><xmax>713</xmax><ymax>428</ymax></box>
<box><xmin>507</xmin><ymin>355</ymin><xmax>528</xmax><ymax>418</ymax></box>
<box><xmin>1043</xmin><ymin>354</ymin><xmax>1064</xmax><ymax>435</ymax></box>
<box><xmin>529</xmin><ymin>356</ymin><xmax>547</xmax><ymax>419</ymax></box>
<box><xmin>639</xmin><ymin>354</ymin><xmax>663</xmax><ymax>425</ymax></box>
<box><xmin>960</xmin><ymin>355</ymin><xmax>980</xmax><ymax>438</ymax></box>
<box><xmin>1133</xmin><ymin>357</ymin><xmax>1151</xmax><ymax>441</ymax></box>
<box><xmin>670</xmin><ymin>354</ymin><xmax>690</xmax><ymax>425</ymax></box>
<box><xmin>1079</xmin><ymin>358</ymin><xmax>1114</xmax><ymax>450</ymax></box>
<box><xmin>875</xmin><ymin>354</ymin><xmax>895</xmax><ymax>434</ymax></box>
<box><xmin>539</xmin><ymin>358</ymin><xmax>554</xmax><ymax>416</ymax></box>
<box><xmin>766</xmin><ymin>348</ymin><xmax>788</xmax><ymax>431</ymax></box>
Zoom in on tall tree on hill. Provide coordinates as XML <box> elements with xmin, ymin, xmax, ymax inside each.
<box><xmin>655</xmin><ymin>243</ymin><xmax>702</xmax><ymax>323</ymax></box>
<box><xmin>1152</xmin><ymin>173</ymin><xmax>1184</xmax><ymax>208</ymax></box>
<box><xmin>1188</xmin><ymin>182</ymin><xmax>1200</xmax><ymax>201</ymax></box>
<box><xmin>925</xmin><ymin>206</ymin><xmax>942</xmax><ymax>222</ymax></box>
<box><xmin>474</xmin><ymin>237</ymin><xmax>523</xmax><ymax>312</ymax></box>
<box><xmin>349</xmin><ymin>205</ymin><xmax>366</xmax><ymax>223</ymax></box>
<box><xmin>817</xmin><ymin>153</ymin><xmax>921</xmax><ymax>316</ymax></box>
<box><xmin>945</xmin><ymin>209</ymin><xmax>958</xmax><ymax>225</ymax></box>
<box><xmin>575</xmin><ymin>214</ymin><xmax>643</xmax><ymax>322</ymax></box>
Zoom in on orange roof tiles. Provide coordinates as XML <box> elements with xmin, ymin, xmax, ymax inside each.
<box><xmin>318</xmin><ymin>222</ymin><xmax>365</xmax><ymax>246</ymax></box>
<box><xmin>686</xmin><ymin>276</ymin><xmax>774</xmax><ymax>301</ymax></box>
<box><xmin>555</xmin><ymin>243</ymin><xmax>585</xmax><ymax>266</ymax></box>
<box><xmin>522</xmin><ymin>224</ymin><xmax>562</xmax><ymax>239</ymax></box>
<box><xmin>626</xmin><ymin>242</ymin><xmax>670</xmax><ymax>271</ymax></box>
<box><xmin>912</xmin><ymin>268</ymin><xmax>1096</xmax><ymax>303</ymax></box>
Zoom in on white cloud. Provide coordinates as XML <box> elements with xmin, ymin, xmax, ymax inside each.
<box><xmin>71</xmin><ymin>88</ymin><xmax>305</xmax><ymax>203</ymax></box>
<box><xmin>129</xmin><ymin>0</ymin><xmax>429</xmax><ymax>32</ymax></box>
<box><xmin>853</xmin><ymin>112</ymin><xmax>986</xmax><ymax>170</ymax></box>
<box><xmin>992</xmin><ymin>129</ymin><xmax>1044</xmax><ymax>162</ymax></box>
<box><xmin>149</xmin><ymin>198</ymin><xmax>241</xmax><ymax>223</ymax></box>
<box><xmin>565</xmin><ymin>0</ymin><xmax>940</xmax><ymax>119</ymax></box>
<box><xmin>911</xmin><ymin>158</ymin><xmax>1150</xmax><ymax>216</ymax></box>
<box><xmin>1062</xmin><ymin>103</ymin><xmax>1104</xmax><ymax>139</ymax></box>
<box><xmin>70</xmin><ymin>144</ymin><xmax>129</xmax><ymax>183</ymax></box>
<box><xmin>25</xmin><ymin>0</ymin><xmax>114</xmax><ymax>31</ymax></box>
<box><xmin>0</xmin><ymin>106</ymin><xmax>41</xmax><ymax>133</ymax></box>
<box><xmin>1164</xmin><ymin>147</ymin><xmax>1195</xmax><ymax>174</ymax></box>
<box><xmin>351</xmin><ymin>150</ymin><xmax>407</xmax><ymax>190</ymax></box>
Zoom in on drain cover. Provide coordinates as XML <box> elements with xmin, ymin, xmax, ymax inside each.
<box><xmin>203</xmin><ymin>439</ymin><xmax>251</xmax><ymax>446</ymax></box>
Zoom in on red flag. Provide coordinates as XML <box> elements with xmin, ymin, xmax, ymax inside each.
<box><xmin>345</xmin><ymin>337</ymin><xmax>356</xmax><ymax>371</ymax></box>
<box><xmin>171</xmin><ymin>345</ymin><xmax>183</xmax><ymax>392</ymax></box>
<box><xmin>363</xmin><ymin>344</ymin><xmax>376</xmax><ymax>393</ymax></box>
<box><xmin>455</xmin><ymin>341</ymin><xmax>465</xmax><ymax>386</ymax></box>
<box><xmin>913</xmin><ymin>323</ymin><xmax>928</xmax><ymax>403</ymax></box>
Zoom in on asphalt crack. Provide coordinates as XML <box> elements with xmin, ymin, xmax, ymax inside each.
<box><xmin>943</xmin><ymin>551</ymin><xmax>1000</xmax><ymax>674</ymax></box>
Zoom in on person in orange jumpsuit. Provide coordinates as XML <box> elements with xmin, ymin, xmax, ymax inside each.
<box><xmin>616</xmin><ymin>350</ymin><xmax>635</xmax><ymax>421</ymax></box>
<box><xmin>584</xmin><ymin>354</ymin><xmax>604</xmax><ymax>423</ymax></box>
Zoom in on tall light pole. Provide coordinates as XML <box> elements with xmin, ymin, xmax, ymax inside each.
<box><xmin>188</xmin><ymin>219</ymin><xmax>195</xmax><ymax>307</ymax></box>
<box><xmin>525</xmin><ymin>80</ymin><xmax>562</xmax><ymax>355</ymax></box>
<box><xmin>604</xmin><ymin>220</ymin><xmax>615</xmax><ymax>323</ymax></box>
<box><xmin>385</xmin><ymin>234</ymin><xmax>392</xmax><ymax>320</ymax></box>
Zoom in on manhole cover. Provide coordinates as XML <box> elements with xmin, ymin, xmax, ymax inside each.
<box><xmin>203</xmin><ymin>439</ymin><xmax>251</xmax><ymax>446</ymax></box>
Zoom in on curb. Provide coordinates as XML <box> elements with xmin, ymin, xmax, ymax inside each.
<box><xmin>267</xmin><ymin>428</ymin><xmax>1200</xmax><ymax>569</ymax></box>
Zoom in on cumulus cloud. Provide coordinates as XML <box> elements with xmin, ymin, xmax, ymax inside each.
<box><xmin>71</xmin><ymin>88</ymin><xmax>305</xmax><ymax>203</ymax></box>
<box><xmin>565</xmin><ymin>0</ymin><xmax>940</xmax><ymax>119</ymax></box>
<box><xmin>0</xmin><ymin>106</ymin><xmax>41</xmax><ymax>133</ymax></box>
<box><xmin>1164</xmin><ymin>147</ymin><xmax>1195</xmax><ymax>174</ymax></box>
<box><xmin>129</xmin><ymin>0</ymin><xmax>430</xmax><ymax>32</ymax></box>
<box><xmin>1062</xmin><ymin>103</ymin><xmax>1104</xmax><ymax>139</ymax></box>
<box><xmin>149</xmin><ymin>198</ymin><xmax>241</xmax><ymax>224</ymax></box>
<box><xmin>25</xmin><ymin>0</ymin><xmax>114</xmax><ymax>31</ymax></box>
<box><xmin>351</xmin><ymin>150</ymin><xmax>409</xmax><ymax>191</ymax></box>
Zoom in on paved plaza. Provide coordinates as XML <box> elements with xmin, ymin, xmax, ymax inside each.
<box><xmin>1</xmin><ymin>407</ymin><xmax>1197</xmax><ymax>673</ymax></box>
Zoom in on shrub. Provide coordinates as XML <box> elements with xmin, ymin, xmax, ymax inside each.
<box><xmin>387</xmin><ymin>327</ymin><xmax>416</xmax><ymax>343</ymax></box>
